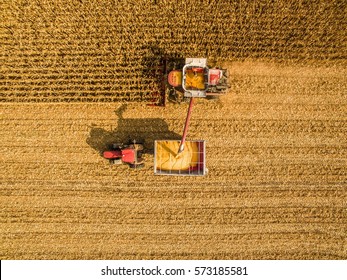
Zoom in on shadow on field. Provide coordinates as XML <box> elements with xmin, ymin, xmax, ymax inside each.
<box><xmin>86</xmin><ymin>104</ymin><xmax>181</xmax><ymax>155</ymax></box>
<box><xmin>141</xmin><ymin>44</ymin><xmax>166</xmax><ymax>77</ymax></box>
<box><xmin>140</xmin><ymin>43</ymin><xmax>186</xmax><ymax>104</ymax></box>
<box><xmin>141</xmin><ymin>44</ymin><xmax>185</xmax><ymax>73</ymax></box>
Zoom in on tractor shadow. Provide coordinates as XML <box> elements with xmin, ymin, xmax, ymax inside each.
<box><xmin>86</xmin><ymin>104</ymin><xmax>181</xmax><ymax>155</ymax></box>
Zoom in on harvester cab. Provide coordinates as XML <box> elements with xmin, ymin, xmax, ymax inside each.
<box><xmin>168</xmin><ymin>58</ymin><xmax>229</xmax><ymax>98</ymax></box>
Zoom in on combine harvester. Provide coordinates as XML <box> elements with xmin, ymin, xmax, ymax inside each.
<box><xmin>154</xmin><ymin>58</ymin><xmax>229</xmax><ymax>176</ymax></box>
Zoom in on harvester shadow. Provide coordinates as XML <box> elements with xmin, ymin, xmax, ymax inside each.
<box><xmin>141</xmin><ymin>44</ymin><xmax>166</xmax><ymax>78</ymax></box>
<box><xmin>141</xmin><ymin>44</ymin><xmax>186</xmax><ymax>79</ymax></box>
<box><xmin>140</xmin><ymin>43</ymin><xmax>185</xmax><ymax>105</ymax></box>
<box><xmin>86</xmin><ymin>104</ymin><xmax>181</xmax><ymax>155</ymax></box>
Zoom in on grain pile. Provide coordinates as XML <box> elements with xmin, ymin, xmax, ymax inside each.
<box><xmin>1</xmin><ymin>0</ymin><xmax>346</xmax><ymax>259</ymax></box>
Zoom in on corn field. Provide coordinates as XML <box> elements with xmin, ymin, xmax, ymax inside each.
<box><xmin>0</xmin><ymin>0</ymin><xmax>346</xmax><ymax>260</ymax></box>
<box><xmin>1</xmin><ymin>0</ymin><xmax>346</xmax><ymax>102</ymax></box>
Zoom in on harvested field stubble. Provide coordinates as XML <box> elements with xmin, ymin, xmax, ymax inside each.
<box><xmin>1</xmin><ymin>60</ymin><xmax>346</xmax><ymax>259</ymax></box>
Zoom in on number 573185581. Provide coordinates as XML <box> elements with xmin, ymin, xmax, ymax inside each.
<box><xmin>194</xmin><ymin>266</ymin><xmax>248</xmax><ymax>276</ymax></box>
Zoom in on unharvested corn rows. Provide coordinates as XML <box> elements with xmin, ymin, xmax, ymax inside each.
<box><xmin>1</xmin><ymin>0</ymin><xmax>345</xmax><ymax>102</ymax></box>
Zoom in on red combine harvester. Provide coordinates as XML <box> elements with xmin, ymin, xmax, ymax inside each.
<box><xmin>154</xmin><ymin>58</ymin><xmax>229</xmax><ymax>176</ymax></box>
<box><xmin>149</xmin><ymin>57</ymin><xmax>229</xmax><ymax>106</ymax></box>
<box><xmin>103</xmin><ymin>141</ymin><xmax>144</xmax><ymax>169</ymax></box>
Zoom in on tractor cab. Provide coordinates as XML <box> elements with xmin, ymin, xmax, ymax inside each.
<box><xmin>103</xmin><ymin>142</ymin><xmax>144</xmax><ymax>169</ymax></box>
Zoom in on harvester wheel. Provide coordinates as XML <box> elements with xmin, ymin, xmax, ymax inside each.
<box><xmin>216</xmin><ymin>84</ymin><xmax>228</xmax><ymax>90</ymax></box>
<box><xmin>182</xmin><ymin>97</ymin><xmax>190</xmax><ymax>103</ymax></box>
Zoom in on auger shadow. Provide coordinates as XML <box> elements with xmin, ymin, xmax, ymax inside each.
<box><xmin>86</xmin><ymin>104</ymin><xmax>181</xmax><ymax>155</ymax></box>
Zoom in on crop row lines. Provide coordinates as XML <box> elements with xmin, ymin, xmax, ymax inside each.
<box><xmin>0</xmin><ymin>96</ymin><xmax>159</xmax><ymax>102</ymax></box>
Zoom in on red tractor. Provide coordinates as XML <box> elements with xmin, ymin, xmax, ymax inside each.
<box><xmin>103</xmin><ymin>141</ymin><xmax>144</xmax><ymax>169</ymax></box>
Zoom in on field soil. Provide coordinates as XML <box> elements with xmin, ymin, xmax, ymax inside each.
<box><xmin>1</xmin><ymin>61</ymin><xmax>346</xmax><ymax>259</ymax></box>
